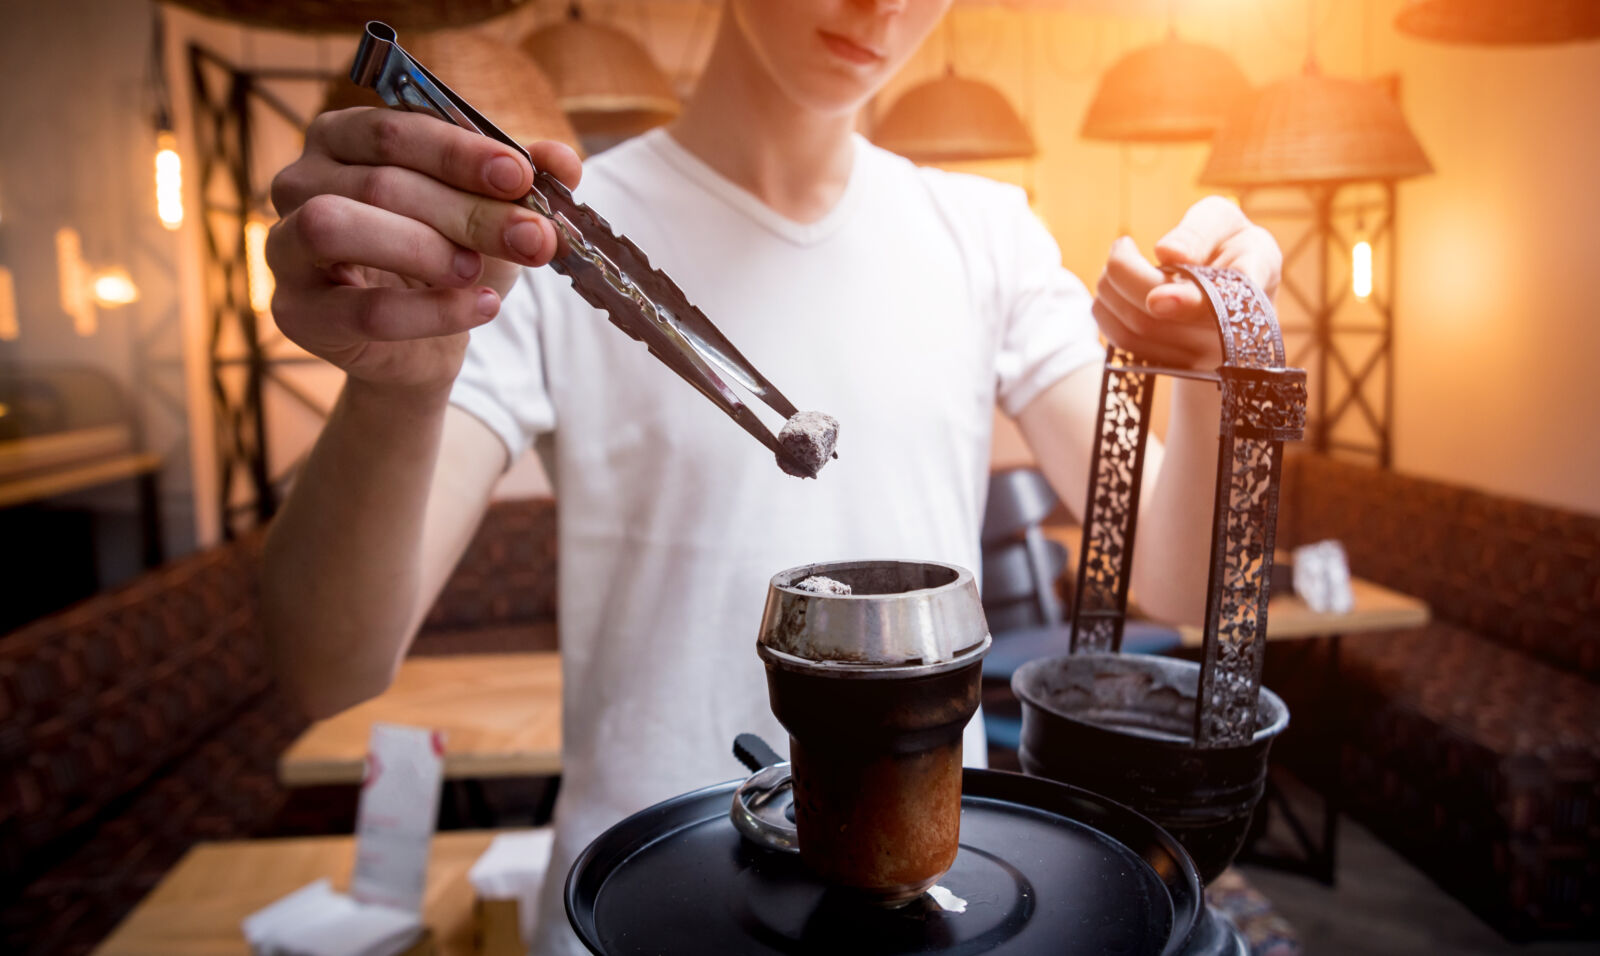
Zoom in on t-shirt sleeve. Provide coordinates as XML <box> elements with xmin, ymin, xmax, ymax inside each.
<box><xmin>992</xmin><ymin>189</ymin><xmax>1104</xmax><ymax>418</ymax></box>
<box><xmin>449</xmin><ymin>270</ymin><xmax>558</xmax><ymax>466</ymax></box>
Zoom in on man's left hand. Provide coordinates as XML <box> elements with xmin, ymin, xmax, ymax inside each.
<box><xmin>1091</xmin><ymin>196</ymin><xmax>1283</xmax><ymax>368</ymax></box>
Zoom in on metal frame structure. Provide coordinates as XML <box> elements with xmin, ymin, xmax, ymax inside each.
<box><xmin>1067</xmin><ymin>265</ymin><xmax>1307</xmax><ymax>748</ymax></box>
<box><xmin>188</xmin><ymin>45</ymin><xmax>336</xmax><ymax>538</ymax></box>
<box><xmin>1242</xmin><ymin>182</ymin><xmax>1399</xmax><ymax>467</ymax></box>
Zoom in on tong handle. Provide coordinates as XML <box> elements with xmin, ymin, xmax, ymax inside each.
<box><xmin>733</xmin><ymin>733</ymin><xmax>784</xmax><ymax>773</ymax></box>
<box><xmin>351</xmin><ymin>22</ymin><xmax>531</xmax><ymax>164</ymax></box>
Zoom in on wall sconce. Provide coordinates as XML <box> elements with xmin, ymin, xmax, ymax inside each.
<box><xmin>56</xmin><ymin>227</ymin><xmax>140</xmax><ymax>336</ymax></box>
<box><xmin>0</xmin><ymin>266</ymin><xmax>17</xmax><ymax>341</ymax></box>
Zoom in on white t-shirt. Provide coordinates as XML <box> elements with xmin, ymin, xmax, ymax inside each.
<box><xmin>450</xmin><ymin>129</ymin><xmax>1101</xmax><ymax>953</ymax></box>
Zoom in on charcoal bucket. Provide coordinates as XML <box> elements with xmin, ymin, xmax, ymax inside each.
<box><xmin>1013</xmin><ymin>653</ymin><xmax>1288</xmax><ymax>883</ymax></box>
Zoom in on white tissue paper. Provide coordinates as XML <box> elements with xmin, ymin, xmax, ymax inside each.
<box><xmin>241</xmin><ymin>724</ymin><xmax>443</xmax><ymax>956</ymax></box>
<box><xmin>469</xmin><ymin>828</ymin><xmax>556</xmax><ymax>945</ymax></box>
<box><xmin>1292</xmin><ymin>539</ymin><xmax>1354</xmax><ymax>614</ymax></box>
<box><xmin>242</xmin><ymin>878</ymin><xmax>422</xmax><ymax>956</ymax></box>
<box><xmin>350</xmin><ymin>724</ymin><xmax>446</xmax><ymax>913</ymax></box>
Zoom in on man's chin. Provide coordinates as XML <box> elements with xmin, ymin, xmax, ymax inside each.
<box><xmin>787</xmin><ymin>76</ymin><xmax>880</xmax><ymax>121</ymax></box>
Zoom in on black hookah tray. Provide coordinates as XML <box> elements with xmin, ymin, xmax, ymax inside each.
<box><xmin>566</xmin><ymin>768</ymin><xmax>1202</xmax><ymax>956</ymax></box>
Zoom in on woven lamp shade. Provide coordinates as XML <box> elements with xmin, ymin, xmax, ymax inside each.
<box><xmin>520</xmin><ymin>18</ymin><xmax>680</xmax><ymax>140</ymax></box>
<box><xmin>322</xmin><ymin>30</ymin><xmax>581</xmax><ymax>155</ymax></box>
<box><xmin>874</xmin><ymin>72</ymin><xmax>1036</xmax><ymax>163</ymax></box>
<box><xmin>1200</xmin><ymin>68</ymin><xmax>1432</xmax><ymax>188</ymax></box>
<box><xmin>1396</xmin><ymin>0</ymin><xmax>1600</xmax><ymax>45</ymax></box>
<box><xmin>1081</xmin><ymin>35</ymin><xmax>1250</xmax><ymax>142</ymax></box>
<box><xmin>165</xmin><ymin>0</ymin><xmax>526</xmax><ymax>33</ymax></box>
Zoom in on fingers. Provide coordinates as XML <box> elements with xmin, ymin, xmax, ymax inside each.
<box><xmin>1093</xmin><ymin>299</ymin><xmax>1205</xmax><ymax>367</ymax></box>
<box><xmin>1154</xmin><ymin>195</ymin><xmax>1250</xmax><ymax>267</ymax></box>
<box><xmin>306</xmin><ymin>108</ymin><xmax>585</xmax><ymax>197</ymax></box>
<box><xmin>1210</xmin><ymin>224</ymin><xmax>1284</xmax><ymax>298</ymax></box>
<box><xmin>1151</xmin><ymin>197</ymin><xmax>1283</xmax><ymax>304</ymax></box>
<box><xmin>308</xmin><ymin>108</ymin><xmax>534</xmax><ymax>200</ymax></box>
<box><xmin>298</xmin><ymin>284</ymin><xmax>500</xmax><ymax>343</ymax></box>
<box><xmin>527</xmin><ymin>139</ymin><xmax>583</xmax><ymax>191</ymax></box>
<box><xmin>1103</xmin><ymin>237</ymin><xmax>1204</xmax><ymax>320</ymax></box>
<box><xmin>1093</xmin><ymin>280</ymin><xmax>1218</xmax><ymax>366</ymax></box>
<box><xmin>274</xmin><ymin>194</ymin><xmax>485</xmax><ymax>289</ymax></box>
<box><xmin>296</xmin><ymin>160</ymin><xmax>560</xmax><ymax>268</ymax></box>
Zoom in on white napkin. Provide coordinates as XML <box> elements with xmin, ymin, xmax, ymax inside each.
<box><xmin>1293</xmin><ymin>539</ymin><xmax>1354</xmax><ymax>614</ymax></box>
<box><xmin>468</xmin><ymin>828</ymin><xmax>555</xmax><ymax>944</ymax></box>
<box><xmin>242</xmin><ymin>879</ymin><xmax>422</xmax><ymax>956</ymax></box>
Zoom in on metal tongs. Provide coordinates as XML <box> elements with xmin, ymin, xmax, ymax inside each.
<box><xmin>351</xmin><ymin>21</ymin><xmax>812</xmax><ymax>471</ymax></box>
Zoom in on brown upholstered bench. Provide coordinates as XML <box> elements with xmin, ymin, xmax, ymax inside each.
<box><xmin>0</xmin><ymin>497</ymin><xmax>558</xmax><ymax>955</ymax></box>
<box><xmin>1273</xmin><ymin>454</ymin><xmax>1599</xmax><ymax>939</ymax></box>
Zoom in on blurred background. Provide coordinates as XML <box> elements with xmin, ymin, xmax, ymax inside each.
<box><xmin>1</xmin><ymin>2</ymin><xmax>1596</xmax><ymax>954</ymax></box>
<box><xmin>2</xmin><ymin>0</ymin><xmax>1593</xmax><ymax>605</ymax></box>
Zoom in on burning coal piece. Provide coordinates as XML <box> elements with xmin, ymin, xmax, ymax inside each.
<box><xmin>777</xmin><ymin>410</ymin><xmax>839</xmax><ymax>478</ymax></box>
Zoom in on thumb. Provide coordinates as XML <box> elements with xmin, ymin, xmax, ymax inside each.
<box><xmin>1154</xmin><ymin>196</ymin><xmax>1248</xmax><ymax>267</ymax></box>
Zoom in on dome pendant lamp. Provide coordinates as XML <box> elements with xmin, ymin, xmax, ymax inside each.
<box><xmin>1199</xmin><ymin>61</ymin><xmax>1432</xmax><ymax>188</ymax></box>
<box><xmin>520</xmin><ymin>2</ymin><xmax>680</xmax><ymax>150</ymax></box>
<box><xmin>1080</xmin><ymin>29</ymin><xmax>1250</xmax><ymax>143</ymax></box>
<box><xmin>1396</xmin><ymin>0</ymin><xmax>1600</xmax><ymax>46</ymax></box>
<box><xmin>873</xmin><ymin>13</ymin><xmax>1035</xmax><ymax>163</ymax></box>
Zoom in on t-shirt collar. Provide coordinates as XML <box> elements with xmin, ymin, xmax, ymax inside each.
<box><xmin>643</xmin><ymin>128</ymin><xmax>867</xmax><ymax>247</ymax></box>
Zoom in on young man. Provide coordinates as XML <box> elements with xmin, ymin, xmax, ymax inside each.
<box><xmin>264</xmin><ymin>1</ymin><xmax>1280</xmax><ymax>950</ymax></box>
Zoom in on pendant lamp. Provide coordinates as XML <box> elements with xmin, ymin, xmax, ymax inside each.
<box><xmin>874</xmin><ymin>68</ymin><xmax>1036</xmax><ymax>163</ymax></box>
<box><xmin>1081</xmin><ymin>32</ymin><xmax>1251</xmax><ymax>142</ymax></box>
<box><xmin>164</xmin><ymin>0</ymin><xmax>527</xmax><ymax>33</ymax></box>
<box><xmin>321</xmin><ymin>29</ymin><xmax>582</xmax><ymax>156</ymax></box>
<box><xmin>519</xmin><ymin>6</ymin><xmax>680</xmax><ymax>144</ymax></box>
<box><xmin>1199</xmin><ymin>64</ymin><xmax>1432</xmax><ymax>188</ymax></box>
<box><xmin>1395</xmin><ymin>0</ymin><xmax>1600</xmax><ymax>46</ymax></box>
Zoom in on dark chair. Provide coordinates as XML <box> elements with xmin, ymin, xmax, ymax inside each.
<box><xmin>979</xmin><ymin>468</ymin><xmax>1181</xmax><ymax>753</ymax></box>
<box><xmin>980</xmin><ymin>468</ymin><xmax>1066</xmax><ymax>630</ymax></box>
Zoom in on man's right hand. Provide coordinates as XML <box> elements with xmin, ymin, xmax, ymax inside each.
<box><xmin>266</xmin><ymin>107</ymin><xmax>582</xmax><ymax>391</ymax></box>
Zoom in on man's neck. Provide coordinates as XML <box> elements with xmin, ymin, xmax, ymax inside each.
<box><xmin>669</xmin><ymin>20</ymin><xmax>859</xmax><ymax>225</ymax></box>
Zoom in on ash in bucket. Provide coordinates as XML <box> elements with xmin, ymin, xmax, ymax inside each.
<box><xmin>784</xmin><ymin>562</ymin><xmax>958</xmax><ymax>597</ymax></box>
<box><xmin>794</xmin><ymin>575</ymin><xmax>852</xmax><ymax>595</ymax></box>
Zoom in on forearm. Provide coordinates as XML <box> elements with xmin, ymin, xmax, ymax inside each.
<box><xmin>261</xmin><ymin>379</ymin><xmax>454</xmax><ymax>717</ymax></box>
<box><xmin>1130</xmin><ymin>379</ymin><xmax>1221</xmax><ymax>624</ymax></box>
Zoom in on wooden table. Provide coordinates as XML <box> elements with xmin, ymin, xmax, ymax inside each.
<box><xmin>279</xmin><ymin>653</ymin><xmax>562</xmax><ymax>787</ymax></box>
<box><xmin>1175</xmin><ymin>575</ymin><xmax>1430</xmax><ymax>646</ymax></box>
<box><xmin>1041</xmin><ymin>523</ymin><xmax>1431</xmax><ymax>643</ymax></box>
<box><xmin>92</xmin><ymin>830</ymin><xmax>504</xmax><ymax>956</ymax></box>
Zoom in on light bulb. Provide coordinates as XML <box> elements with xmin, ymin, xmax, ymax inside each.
<box><xmin>156</xmin><ymin>131</ymin><xmax>184</xmax><ymax>230</ymax></box>
<box><xmin>91</xmin><ymin>268</ymin><xmax>140</xmax><ymax>307</ymax></box>
<box><xmin>245</xmin><ymin>218</ymin><xmax>274</xmax><ymax>314</ymax></box>
<box><xmin>1352</xmin><ymin>240</ymin><xmax>1373</xmax><ymax>302</ymax></box>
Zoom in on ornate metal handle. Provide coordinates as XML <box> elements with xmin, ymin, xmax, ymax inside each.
<box><xmin>1066</xmin><ymin>266</ymin><xmax>1307</xmax><ymax>749</ymax></box>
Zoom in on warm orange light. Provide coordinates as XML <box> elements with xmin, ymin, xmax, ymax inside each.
<box><xmin>91</xmin><ymin>268</ymin><xmax>140</xmax><ymax>307</ymax></box>
<box><xmin>245</xmin><ymin>218</ymin><xmax>274</xmax><ymax>314</ymax></box>
<box><xmin>0</xmin><ymin>266</ymin><xmax>16</xmax><ymax>341</ymax></box>
<box><xmin>156</xmin><ymin>131</ymin><xmax>184</xmax><ymax>230</ymax></box>
<box><xmin>56</xmin><ymin>228</ymin><xmax>95</xmax><ymax>336</ymax></box>
<box><xmin>1352</xmin><ymin>240</ymin><xmax>1373</xmax><ymax>301</ymax></box>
